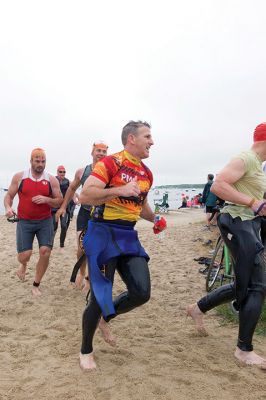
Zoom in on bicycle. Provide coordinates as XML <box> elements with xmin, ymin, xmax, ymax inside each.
<box><xmin>205</xmin><ymin>235</ymin><xmax>234</xmax><ymax>292</ymax></box>
<box><xmin>206</xmin><ymin>202</ymin><xmax>266</xmax><ymax>293</ymax></box>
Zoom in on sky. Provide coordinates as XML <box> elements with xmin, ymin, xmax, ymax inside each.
<box><xmin>1</xmin><ymin>0</ymin><xmax>266</xmax><ymax>188</ymax></box>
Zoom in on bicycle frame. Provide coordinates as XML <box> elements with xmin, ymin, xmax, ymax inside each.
<box><xmin>206</xmin><ymin>235</ymin><xmax>234</xmax><ymax>292</ymax></box>
<box><xmin>223</xmin><ymin>244</ymin><xmax>231</xmax><ymax>275</ymax></box>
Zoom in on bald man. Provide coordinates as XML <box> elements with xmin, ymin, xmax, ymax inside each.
<box><xmin>4</xmin><ymin>148</ymin><xmax>63</xmax><ymax>295</ymax></box>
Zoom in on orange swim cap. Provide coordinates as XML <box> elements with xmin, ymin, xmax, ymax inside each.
<box><xmin>92</xmin><ymin>141</ymin><xmax>108</xmax><ymax>151</ymax></box>
<box><xmin>253</xmin><ymin>123</ymin><xmax>266</xmax><ymax>142</ymax></box>
<box><xmin>31</xmin><ymin>148</ymin><xmax>46</xmax><ymax>159</ymax></box>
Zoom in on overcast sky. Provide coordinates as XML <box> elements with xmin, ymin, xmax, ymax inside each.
<box><xmin>1</xmin><ymin>0</ymin><xmax>266</xmax><ymax>188</ymax></box>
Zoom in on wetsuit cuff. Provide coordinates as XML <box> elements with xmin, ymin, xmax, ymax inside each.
<box><xmin>237</xmin><ymin>341</ymin><xmax>253</xmax><ymax>352</ymax></box>
<box><xmin>197</xmin><ymin>300</ymin><xmax>207</xmax><ymax>314</ymax></box>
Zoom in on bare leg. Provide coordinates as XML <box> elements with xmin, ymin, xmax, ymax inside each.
<box><xmin>206</xmin><ymin>212</ymin><xmax>212</xmax><ymax>227</ymax></box>
<box><xmin>186</xmin><ymin>303</ymin><xmax>208</xmax><ymax>336</ymax></box>
<box><xmin>234</xmin><ymin>347</ymin><xmax>266</xmax><ymax>369</ymax></box>
<box><xmin>16</xmin><ymin>264</ymin><xmax>27</xmax><ymax>281</ymax></box>
<box><xmin>75</xmin><ymin>261</ymin><xmax>87</xmax><ymax>289</ymax></box>
<box><xmin>32</xmin><ymin>246</ymin><xmax>51</xmax><ymax>296</ymax></box>
<box><xmin>98</xmin><ymin>318</ymin><xmax>116</xmax><ymax>347</ymax></box>
<box><xmin>79</xmin><ymin>352</ymin><xmax>97</xmax><ymax>371</ymax></box>
<box><xmin>17</xmin><ymin>250</ymin><xmax>32</xmax><ymax>281</ymax></box>
<box><xmin>82</xmin><ymin>276</ymin><xmax>90</xmax><ymax>294</ymax></box>
<box><xmin>75</xmin><ymin>232</ymin><xmax>87</xmax><ymax>289</ymax></box>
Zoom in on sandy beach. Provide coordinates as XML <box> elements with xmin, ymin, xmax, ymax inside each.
<box><xmin>1</xmin><ymin>209</ymin><xmax>266</xmax><ymax>400</ymax></box>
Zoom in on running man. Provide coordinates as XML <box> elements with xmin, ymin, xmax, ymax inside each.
<box><xmin>55</xmin><ymin>141</ymin><xmax>108</xmax><ymax>290</ymax></box>
<box><xmin>187</xmin><ymin>123</ymin><xmax>266</xmax><ymax>369</ymax></box>
<box><xmin>52</xmin><ymin>165</ymin><xmax>78</xmax><ymax>252</ymax></box>
<box><xmin>78</xmin><ymin>120</ymin><xmax>167</xmax><ymax>370</ymax></box>
<box><xmin>4</xmin><ymin>148</ymin><xmax>63</xmax><ymax>295</ymax></box>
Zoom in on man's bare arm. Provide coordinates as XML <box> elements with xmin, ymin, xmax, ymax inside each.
<box><xmin>211</xmin><ymin>158</ymin><xmax>265</xmax><ymax>212</ymax></box>
<box><xmin>140</xmin><ymin>198</ymin><xmax>155</xmax><ymax>222</ymax></box>
<box><xmin>80</xmin><ymin>176</ymin><xmax>140</xmax><ymax>206</ymax></box>
<box><xmin>4</xmin><ymin>172</ymin><xmax>23</xmax><ymax>217</ymax></box>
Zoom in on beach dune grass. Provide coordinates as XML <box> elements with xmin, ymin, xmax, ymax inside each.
<box><xmin>217</xmin><ymin>304</ymin><xmax>266</xmax><ymax>336</ymax></box>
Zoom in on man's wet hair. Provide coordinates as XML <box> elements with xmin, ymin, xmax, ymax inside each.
<box><xmin>208</xmin><ymin>174</ymin><xmax>214</xmax><ymax>180</ymax></box>
<box><xmin>121</xmin><ymin>120</ymin><xmax>151</xmax><ymax>145</ymax></box>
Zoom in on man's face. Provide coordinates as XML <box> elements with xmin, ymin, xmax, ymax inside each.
<box><xmin>57</xmin><ymin>168</ymin><xmax>66</xmax><ymax>179</ymax></box>
<box><xmin>31</xmin><ymin>155</ymin><xmax>46</xmax><ymax>174</ymax></box>
<box><xmin>92</xmin><ymin>147</ymin><xmax>107</xmax><ymax>164</ymax></box>
<box><xmin>131</xmin><ymin>126</ymin><xmax>154</xmax><ymax>159</ymax></box>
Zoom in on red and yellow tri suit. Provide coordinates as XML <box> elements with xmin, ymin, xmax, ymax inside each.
<box><xmin>91</xmin><ymin>150</ymin><xmax>153</xmax><ymax>223</ymax></box>
<box><xmin>18</xmin><ymin>170</ymin><xmax>52</xmax><ymax>220</ymax></box>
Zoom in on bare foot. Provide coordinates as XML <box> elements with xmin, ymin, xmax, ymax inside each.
<box><xmin>235</xmin><ymin>348</ymin><xmax>266</xmax><ymax>370</ymax></box>
<box><xmin>186</xmin><ymin>303</ymin><xmax>208</xmax><ymax>336</ymax></box>
<box><xmin>59</xmin><ymin>247</ymin><xmax>65</xmax><ymax>254</ymax></box>
<box><xmin>32</xmin><ymin>286</ymin><xmax>42</xmax><ymax>296</ymax></box>
<box><xmin>79</xmin><ymin>352</ymin><xmax>97</xmax><ymax>370</ymax></box>
<box><xmin>16</xmin><ymin>264</ymin><xmax>27</xmax><ymax>281</ymax></box>
<box><xmin>98</xmin><ymin>318</ymin><xmax>116</xmax><ymax>347</ymax></box>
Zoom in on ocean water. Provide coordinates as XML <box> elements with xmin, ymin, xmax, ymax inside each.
<box><xmin>148</xmin><ymin>187</ymin><xmax>203</xmax><ymax>210</ymax></box>
<box><xmin>0</xmin><ymin>186</ymin><xmax>203</xmax><ymax>216</ymax></box>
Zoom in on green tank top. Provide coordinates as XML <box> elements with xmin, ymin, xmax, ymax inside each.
<box><xmin>221</xmin><ymin>149</ymin><xmax>266</xmax><ymax>220</ymax></box>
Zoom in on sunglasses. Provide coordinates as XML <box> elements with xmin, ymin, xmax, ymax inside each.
<box><xmin>58</xmin><ymin>170</ymin><xmax>66</xmax><ymax>173</ymax></box>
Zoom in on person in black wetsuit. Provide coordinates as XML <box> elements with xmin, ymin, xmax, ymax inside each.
<box><xmin>187</xmin><ymin>122</ymin><xmax>266</xmax><ymax>369</ymax></box>
<box><xmin>55</xmin><ymin>142</ymin><xmax>108</xmax><ymax>289</ymax></box>
<box><xmin>78</xmin><ymin>120</ymin><xmax>167</xmax><ymax>370</ymax></box>
<box><xmin>52</xmin><ymin>166</ymin><xmax>77</xmax><ymax>251</ymax></box>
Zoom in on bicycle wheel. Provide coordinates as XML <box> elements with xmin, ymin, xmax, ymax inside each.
<box><xmin>205</xmin><ymin>237</ymin><xmax>225</xmax><ymax>292</ymax></box>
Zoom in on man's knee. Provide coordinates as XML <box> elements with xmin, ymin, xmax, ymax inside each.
<box><xmin>18</xmin><ymin>250</ymin><xmax>32</xmax><ymax>263</ymax></box>
<box><xmin>39</xmin><ymin>246</ymin><xmax>52</xmax><ymax>258</ymax></box>
<box><xmin>139</xmin><ymin>288</ymin><xmax>150</xmax><ymax>305</ymax></box>
<box><xmin>131</xmin><ymin>286</ymin><xmax>150</xmax><ymax>306</ymax></box>
<box><xmin>248</xmin><ymin>283</ymin><xmax>266</xmax><ymax>298</ymax></box>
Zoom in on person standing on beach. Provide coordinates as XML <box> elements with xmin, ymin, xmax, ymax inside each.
<box><xmin>55</xmin><ymin>141</ymin><xmax>108</xmax><ymax>291</ymax></box>
<box><xmin>187</xmin><ymin>123</ymin><xmax>266</xmax><ymax>369</ymax></box>
<box><xmin>78</xmin><ymin>120</ymin><xmax>167</xmax><ymax>370</ymax></box>
<box><xmin>4</xmin><ymin>148</ymin><xmax>63</xmax><ymax>296</ymax></box>
<box><xmin>201</xmin><ymin>174</ymin><xmax>217</xmax><ymax>228</ymax></box>
<box><xmin>52</xmin><ymin>165</ymin><xmax>78</xmax><ymax>252</ymax></box>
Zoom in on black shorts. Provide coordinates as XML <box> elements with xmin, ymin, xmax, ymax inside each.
<box><xmin>76</xmin><ymin>206</ymin><xmax>91</xmax><ymax>232</ymax></box>
<box><xmin>206</xmin><ymin>206</ymin><xmax>215</xmax><ymax>213</ymax></box>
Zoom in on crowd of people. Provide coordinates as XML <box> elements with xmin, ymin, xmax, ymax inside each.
<box><xmin>3</xmin><ymin>121</ymin><xmax>266</xmax><ymax>371</ymax></box>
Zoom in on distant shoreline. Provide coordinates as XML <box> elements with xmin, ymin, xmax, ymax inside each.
<box><xmin>153</xmin><ymin>184</ymin><xmax>204</xmax><ymax>189</ymax></box>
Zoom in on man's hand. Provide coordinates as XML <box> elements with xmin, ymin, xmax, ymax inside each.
<box><xmin>32</xmin><ymin>195</ymin><xmax>47</xmax><ymax>204</ymax></box>
<box><xmin>5</xmin><ymin>207</ymin><xmax>16</xmax><ymax>218</ymax></box>
<box><xmin>252</xmin><ymin>200</ymin><xmax>266</xmax><ymax>216</ymax></box>
<box><xmin>55</xmin><ymin>207</ymin><xmax>66</xmax><ymax>222</ymax></box>
<box><xmin>153</xmin><ymin>216</ymin><xmax>167</xmax><ymax>234</ymax></box>
<box><xmin>119</xmin><ymin>176</ymin><xmax>140</xmax><ymax>197</ymax></box>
